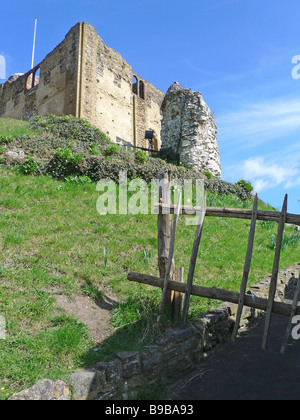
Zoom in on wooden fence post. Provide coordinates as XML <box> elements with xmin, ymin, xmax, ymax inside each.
<box><xmin>157</xmin><ymin>171</ymin><xmax>174</xmax><ymax>312</ymax></box>
<box><xmin>181</xmin><ymin>192</ymin><xmax>207</xmax><ymax>328</ymax></box>
<box><xmin>172</xmin><ymin>267</ymin><xmax>184</xmax><ymax>317</ymax></box>
<box><xmin>262</xmin><ymin>194</ymin><xmax>288</xmax><ymax>350</ymax></box>
<box><xmin>232</xmin><ymin>194</ymin><xmax>258</xmax><ymax>341</ymax></box>
<box><xmin>160</xmin><ymin>191</ymin><xmax>182</xmax><ymax>314</ymax></box>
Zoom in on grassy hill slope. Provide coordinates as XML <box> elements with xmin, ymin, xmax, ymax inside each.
<box><xmin>0</xmin><ymin>116</ymin><xmax>299</xmax><ymax>399</ymax></box>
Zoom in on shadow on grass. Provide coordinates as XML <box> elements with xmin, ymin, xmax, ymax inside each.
<box><xmin>81</xmin><ymin>279</ymin><xmax>117</xmax><ymax>311</ymax></box>
<box><xmin>79</xmin><ymin>298</ymin><xmax>179</xmax><ymax>368</ymax></box>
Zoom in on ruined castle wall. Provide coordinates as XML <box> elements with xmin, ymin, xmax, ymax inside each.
<box><xmin>0</xmin><ymin>72</ymin><xmax>26</xmax><ymax>119</ymax></box>
<box><xmin>0</xmin><ymin>22</ymin><xmax>164</xmax><ymax>149</ymax></box>
<box><xmin>35</xmin><ymin>25</ymin><xmax>80</xmax><ymax>118</ymax></box>
<box><xmin>79</xmin><ymin>23</ymin><xmax>164</xmax><ymax>148</ymax></box>
<box><xmin>161</xmin><ymin>82</ymin><xmax>221</xmax><ymax>178</ymax></box>
<box><xmin>135</xmin><ymin>81</ymin><xmax>164</xmax><ymax>149</ymax></box>
<box><xmin>79</xmin><ymin>24</ymin><xmax>134</xmax><ymax>144</ymax></box>
<box><xmin>0</xmin><ymin>24</ymin><xmax>80</xmax><ymax>121</ymax></box>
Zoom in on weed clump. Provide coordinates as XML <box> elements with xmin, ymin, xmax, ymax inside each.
<box><xmin>31</xmin><ymin>114</ymin><xmax>111</xmax><ymax>145</ymax></box>
<box><xmin>20</xmin><ymin>157</ymin><xmax>37</xmax><ymax>175</ymax></box>
<box><xmin>0</xmin><ymin>115</ymin><xmax>253</xmax><ymax>202</ymax></box>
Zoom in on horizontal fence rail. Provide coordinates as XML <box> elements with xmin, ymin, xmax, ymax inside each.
<box><xmin>132</xmin><ymin>145</ymin><xmax>159</xmax><ymax>154</ymax></box>
<box><xmin>154</xmin><ymin>203</ymin><xmax>300</xmax><ymax>226</ymax></box>
<box><xmin>128</xmin><ymin>172</ymin><xmax>300</xmax><ymax>352</ymax></box>
<box><xmin>117</xmin><ymin>141</ymin><xmax>159</xmax><ymax>154</ymax></box>
<box><xmin>128</xmin><ymin>271</ymin><xmax>300</xmax><ymax>318</ymax></box>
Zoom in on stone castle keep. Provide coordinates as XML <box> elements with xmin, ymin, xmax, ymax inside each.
<box><xmin>0</xmin><ymin>22</ymin><xmax>221</xmax><ymax>177</ymax></box>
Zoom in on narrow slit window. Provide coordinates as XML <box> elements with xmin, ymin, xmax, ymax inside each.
<box><xmin>132</xmin><ymin>75</ymin><xmax>138</xmax><ymax>95</ymax></box>
<box><xmin>33</xmin><ymin>67</ymin><xmax>40</xmax><ymax>87</ymax></box>
<box><xmin>139</xmin><ymin>80</ymin><xmax>145</xmax><ymax>99</ymax></box>
<box><xmin>25</xmin><ymin>66</ymin><xmax>40</xmax><ymax>92</ymax></box>
<box><xmin>25</xmin><ymin>74</ymin><xmax>33</xmax><ymax>91</ymax></box>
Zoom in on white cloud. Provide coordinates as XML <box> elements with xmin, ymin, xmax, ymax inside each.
<box><xmin>252</xmin><ymin>178</ymin><xmax>273</xmax><ymax>192</ymax></box>
<box><xmin>285</xmin><ymin>176</ymin><xmax>300</xmax><ymax>189</ymax></box>
<box><xmin>217</xmin><ymin>97</ymin><xmax>300</xmax><ymax>147</ymax></box>
<box><xmin>241</xmin><ymin>156</ymin><xmax>299</xmax><ymax>192</ymax></box>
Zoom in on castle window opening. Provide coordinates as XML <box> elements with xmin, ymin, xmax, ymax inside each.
<box><xmin>132</xmin><ymin>75</ymin><xmax>138</xmax><ymax>95</ymax></box>
<box><xmin>139</xmin><ymin>80</ymin><xmax>145</xmax><ymax>99</ymax></box>
<box><xmin>25</xmin><ymin>74</ymin><xmax>33</xmax><ymax>91</ymax></box>
<box><xmin>25</xmin><ymin>66</ymin><xmax>40</xmax><ymax>92</ymax></box>
<box><xmin>33</xmin><ymin>68</ymin><xmax>40</xmax><ymax>87</ymax></box>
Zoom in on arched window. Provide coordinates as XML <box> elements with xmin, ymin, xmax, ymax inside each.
<box><xmin>139</xmin><ymin>80</ymin><xmax>145</xmax><ymax>99</ymax></box>
<box><xmin>33</xmin><ymin>67</ymin><xmax>40</xmax><ymax>87</ymax></box>
<box><xmin>25</xmin><ymin>74</ymin><xmax>33</xmax><ymax>91</ymax></box>
<box><xmin>25</xmin><ymin>65</ymin><xmax>40</xmax><ymax>92</ymax></box>
<box><xmin>132</xmin><ymin>75</ymin><xmax>138</xmax><ymax>95</ymax></box>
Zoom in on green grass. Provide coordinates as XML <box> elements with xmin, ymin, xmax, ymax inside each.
<box><xmin>0</xmin><ymin>119</ymin><xmax>35</xmax><ymax>141</ymax></box>
<box><xmin>1</xmin><ymin>168</ymin><xmax>300</xmax><ymax>399</ymax></box>
<box><xmin>1</xmin><ymin>117</ymin><xmax>300</xmax><ymax>399</ymax></box>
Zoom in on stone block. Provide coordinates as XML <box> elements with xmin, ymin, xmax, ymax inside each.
<box><xmin>9</xmin><ymin>379</ymin><xmax>71</xmax><ymax>401</ymax></box>
<box><xmin>141</xmin><ymin>349</ymin><xmax>164</xmax><ymax>372</ymax></box>
<box><xmin>117</xmin><ymin>351</ymin><xmax>141</xmax><ymax>379</ymax></box>
<box><xmin>163</xmin><ymin>345</ymin><xmax>182</xmax><ymax>361</ymax></box>
<box><xmin>68</xmin><ymin>369</ymin><xmax>99</xmax><ymax>400</ymax></box>
<box><xmin>183</xmin><ymin>336</ymin><xmax>200</xmax><ymax>352</ymax></box>
<box><xmin>172</xmin><ymin>328</ymin><xmax>193</xmax><ymax>343</ymax></box>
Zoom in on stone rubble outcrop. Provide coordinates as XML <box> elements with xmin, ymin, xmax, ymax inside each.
<box><xmin>161</xmin><ymin>82</ymin><xmax>221</xmax><ymax>178</ymax></box>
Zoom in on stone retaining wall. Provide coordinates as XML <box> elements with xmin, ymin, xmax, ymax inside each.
<box><xmin>68</xmin><ymin>308</ymin><xmax>232</xmax><ymax>400</ymax></box>
<box><xmin>9</xmin><ymin>263</ymin><xmax>300</xmax><ymax>400</ymax></box>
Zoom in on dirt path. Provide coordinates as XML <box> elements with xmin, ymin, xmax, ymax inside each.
<box><xmin>55</xmin><ymin>293</ymin><xmax>116</xmax><ymax>343</ymax></box>
<box><xmin>167</xmin><ymin>313</ymin><xmax>300</xmax><ymax>400</ymax></box>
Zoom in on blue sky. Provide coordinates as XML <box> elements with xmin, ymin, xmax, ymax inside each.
<box><xmin>1</xmin><ymin>0</ymin><xmax>300</xmax><ymax>214</ymax></box>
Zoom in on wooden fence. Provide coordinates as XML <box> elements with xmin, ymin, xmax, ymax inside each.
<box><xmin>117</xmin><ymin>141</ymin><xmax>159</xmax><ymax>155</ymax></box>
<box><xmin>127</xmin><ymin>171</ymin><xmax>300</xmax><ymax>354</ymax></box>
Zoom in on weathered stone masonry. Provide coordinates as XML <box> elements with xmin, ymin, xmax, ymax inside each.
<box><xmin>0</xmin><ymin>23</ymin><xmax>222</xmax><ymax>176</ymax></box>
<box><xmin>0</xmin><ymin>22</ymin><xmax>164</xmax><ymax>150</ymax></box>
<box><xmin>161</xmin><ymin>82</ymin><xmax>221</xmax><ymax>178</ymax></box>
<box><xmin>0</xmin><ymin>26</ymin><xmax>79</xmax><ymax>121</ymax></box>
